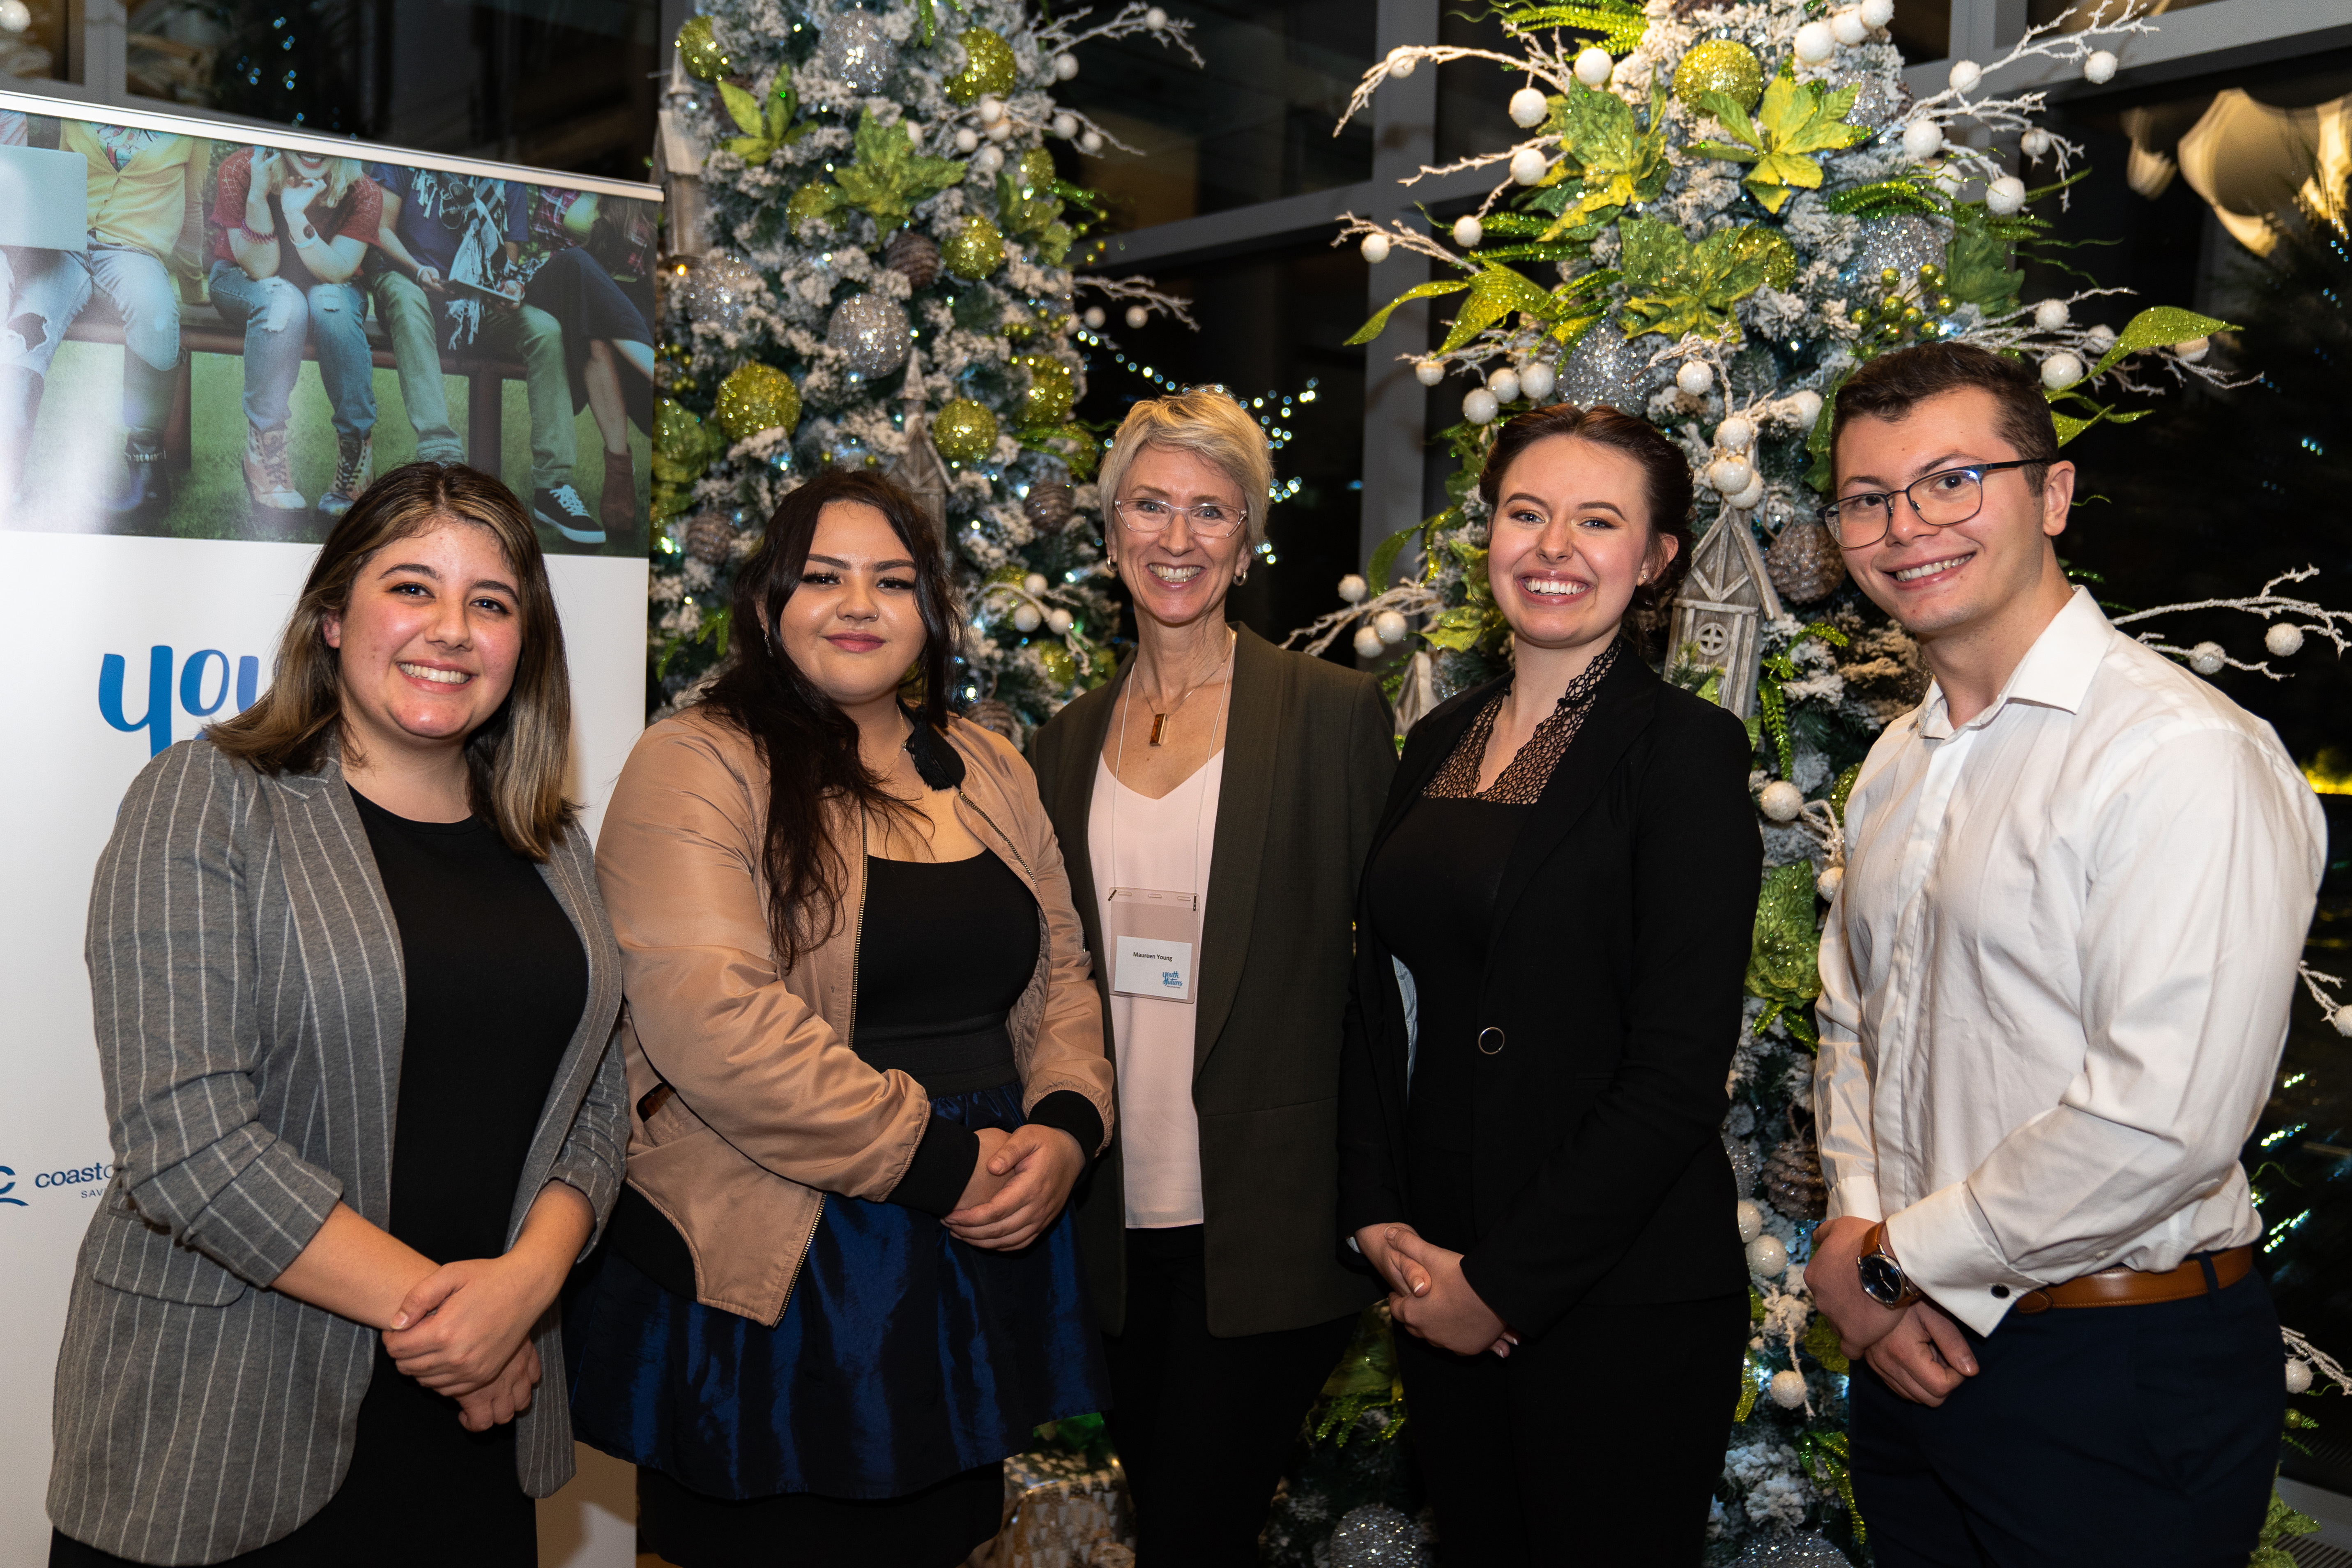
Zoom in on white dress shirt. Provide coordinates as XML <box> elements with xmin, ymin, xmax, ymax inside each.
<box><xmin>1815</xmin><ymin>587</ymin><xmax>2325</xmax><ymax>1335</ymax></box>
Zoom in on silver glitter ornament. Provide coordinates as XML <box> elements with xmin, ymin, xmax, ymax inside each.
<box><xmin>1832</xmin><ymin>67</ymin><xmax>1908</xmax><ymax>129</ymax></box>
<box><xmin>824</xmin><ymin>293</ymin><xmax>911</xmax><ymax>378</ymax></box>
<box><xmin>818</xmin><ymin>11</ymin><xmax>899</xmax><ymax>93</ymax></box>
<box><xmin>1722</xmin><ymin>1128</ymin><xmax>1762</xmax><ymax>1199</ymax></box>
<box><xmin>1843</xmin><ymin>215</ymin><xmax>1943</xmax><ymax>296</ymax></box>
<box><xmin>1728</xmin><ymin>1531</ymin><xmax>1855</xmax><ymax>1567</ymax></box>
<box><xmin>1329</xmin><ymin>1505</ymin><xmax>1433</xmax><ymax>1568</ymax></box>
<box><xmin>681</xmin><ymin>253</ymin><xmax>762</xmax><ymax>337</ymax></box>
<box><xmin>1554</xmin><ymin>327</ymin><xmax>1668</xmax><ymax>415</ymax></box>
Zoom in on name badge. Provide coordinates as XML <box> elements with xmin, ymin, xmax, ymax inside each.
<box><xmin>1107</xmin><ymin>886</ymin><xmax>1200</xmax><ymax>1005</ymax></box>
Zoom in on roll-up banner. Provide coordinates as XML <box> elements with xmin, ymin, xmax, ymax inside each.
<box><xmin>0</xmin><ymin>89</ymin><xmax>652</xmax><ymax>1567</ymax></box>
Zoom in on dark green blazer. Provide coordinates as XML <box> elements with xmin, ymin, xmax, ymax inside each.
<box><xmin>1031</xmin><ymin>625</ymin><xmax>1395</xmax><ymax>1336</ymax></box>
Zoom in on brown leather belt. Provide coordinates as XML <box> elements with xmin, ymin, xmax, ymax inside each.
<box><xmin>2011</xmin><ymin>1246</ymin><xmax>2253</xmax><ymax>1315</ymax></box>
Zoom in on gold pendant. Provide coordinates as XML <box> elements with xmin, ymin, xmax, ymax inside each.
<box><xmin>1148</xmin><ymin>712</ymin><xmax>1170</xmax><ymax>746</ymax></box>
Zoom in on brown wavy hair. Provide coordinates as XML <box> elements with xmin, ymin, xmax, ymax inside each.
<box><xmin>697</xmin><ymin>469</ymin><xmax>961</xmax><ymax>971</ymax></box>
<box><xmin>206</xmin><ymin>462</ymin><xmax>577</xmax><ymax>859</ymax></box>
<box><xmin>1477</xmin><ymin>403</ymin><xmax>1695</xmax><ymax>647</ymax></box>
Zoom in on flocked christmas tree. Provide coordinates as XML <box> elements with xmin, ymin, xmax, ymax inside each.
<box><xmin>649</xmin><ymin>0</ymin><xmax>1199</xmax><ymax>731</ymax></box>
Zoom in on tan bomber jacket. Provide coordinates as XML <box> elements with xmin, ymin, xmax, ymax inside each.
<box><xmin>594</xmin><ymin>707</ymin><xmax>1115</xmax><ymax>1325</ymax></box>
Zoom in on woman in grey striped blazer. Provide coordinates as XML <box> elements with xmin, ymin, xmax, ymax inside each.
<box><xmin>48</xmin><ymin>463</ymin><xmax>627</xmax><ymax>1568</ymax></box>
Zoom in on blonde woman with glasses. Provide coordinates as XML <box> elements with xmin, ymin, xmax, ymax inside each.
<box><xmin>1030</xmin><ymin>388</ymin><xmax>1396</xmax><ymax>1565</ymax></box>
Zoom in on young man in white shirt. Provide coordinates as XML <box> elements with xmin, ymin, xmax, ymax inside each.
<box><xmin>1802</xmin><ymin>341</ymin><xmax>2325</xmax><ymax>1566</ymax></box>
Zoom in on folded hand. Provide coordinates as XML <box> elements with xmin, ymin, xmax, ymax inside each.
<box><xmin>383</xmin><ymin>1254</ymin><xmax>553</xmax><ymax>1398</ymax></box>
<box><xmin>945</xmin><ymin>1124</ymin><xmax>1083</xmax><ymax>1251</ymax></box>
<box><xmin>1380</xmin><ymin>1225</ymin><xmax>1516</xmax><ymax>1358</ymax></box>
<box><xmin>452</xmin><ymin>1338</ymin><xmax>541</xmax><ymax>1432</ymax></box>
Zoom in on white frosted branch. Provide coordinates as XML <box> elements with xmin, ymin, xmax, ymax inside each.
<box><xmin>1072</xmin><ymin>274</ymin><xmax>1199</xmax><ymax>330</ymax></box>
<box><xmin>1283</xmin><ymin>580</ymin><xmax>1444</xmax><ymax>657</ymax></box>
<box><xmin>1034</xmin><ymin>4</ymin><xmax>1204</xmax><ymax>69</ymax></box>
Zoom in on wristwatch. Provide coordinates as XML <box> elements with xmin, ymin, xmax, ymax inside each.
<box><xmin>1856</xmin><ymin>1221</ymin><xmax>1921</xmax><ymax>1310</ymax></box>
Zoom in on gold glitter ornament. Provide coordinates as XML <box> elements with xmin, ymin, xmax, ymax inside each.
<box><xmin>932</xmin><ymin>398</ymin><xmax>999</xmax><ymax>463</ymax></box>
<box><xmin>1673</xmin><ymin>39</ymin><xmax>1765</xmax><ymax>113</ymax></box>
<box><xmin>1037</xmin><ymin>642</ymin><xmax>1077</xmax><ymax>687</ymax></box>
<box><xmin>675</xmin><ymin>15</ymin><xmax>729</xmax><ymax>82</ymax></box>
<box><xmin>1015</xmin><ymin>147</ymin><xmax>1056</xmax><ymax>196</ymax></box>
<box><xmin>786</xmin><ymin>182</ymin><xmax>835</xmax><ymax>233</ymax></box>
<box><xmin>714</xmin><ymin>362</ymin><xmax>801</xmax><ymax>442</ymax></box>
<box><xmin>1018</xmin><ymin>355</ymin><xmax>1075</xmax><ymax>427</ymax></box>
<box><xmin>941</xmin><ymin>215</ymin><xmax>1006</xmax><ymax>280</ymax></box>
<box><xmin>1765</xmin><ymin>517</ymin><xmax>1848</xmax><ymax>603</ymax></box>
<box><xmin>944</xmin><ymin>27</ymin><xmax>1017</xmax><ymax>105</ymax></box>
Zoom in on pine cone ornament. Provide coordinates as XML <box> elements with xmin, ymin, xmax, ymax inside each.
<box><xmin>884</xmin><ymin>228</ymin><xmax>941</xmax><ymax>290</ymax></box>
<box><xmin>962</xmin><ymin>698</ymin><xmax>1019</xmax><ymax>742</ymax></box>
<box><xmin>1761</xmin><ymin>1129</ymin><xmax>1828</xmax><ymax>1220</ymax></box>
<box><xmin>1024</xmin><ymin>482</ymin><xmax>1074</xmax><ymax>535</ymax></box>
<box><xmin>684</xmin><ymin>511</ymin><xmax>736</xmax><ymax>565</ymax></box>
<box><xmin>1766</xmin><ymin>517</ymin><xmax>1848</xmax><ymax>604</ymax></box>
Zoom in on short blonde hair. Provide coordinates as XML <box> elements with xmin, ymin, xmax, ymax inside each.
<box><xmin>1098</xmin><ymin>388</ymin><xmax>1273</xmax><ymax>548</ymax></box>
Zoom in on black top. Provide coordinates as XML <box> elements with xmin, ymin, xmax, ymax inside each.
<box><xmin>351</xmin><ymin>787</ymin><xmax>587</xmax><ymax>1263</ymax></box>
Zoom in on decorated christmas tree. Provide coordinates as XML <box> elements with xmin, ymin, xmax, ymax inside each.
<box><xmin>649</xmin><ymin>0</ymin><xmax>1198</xmax><ymax>731</ymax></box>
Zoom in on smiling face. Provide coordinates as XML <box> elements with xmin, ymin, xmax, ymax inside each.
<box><xmin>1107</xmin><ymin>442</ymin><xmax>1252</xmax><ymax>633</ymax></box>
<box><xmin>776</xmin><ymin>500</ymin><xmax>927</xmax><ymax>713</ymax></box>
<box><xmin>1486</xmin><ymin>435</ymin><xmax>1674</xmax><ymax>655</ymax></box>
<box><xmin>1834</xmin><ymin>386</ymin><xmax>2074</xmax><ymax>644</ymax></box>
<box><xmin>322</xmin><ymin>520</ymin><xmax>524</xmax><ymax>766</ymax></box>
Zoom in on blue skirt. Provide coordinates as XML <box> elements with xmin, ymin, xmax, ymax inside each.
<box><xmin>566</xmin><ymin>1081</ymin><xmax>1108</xmax><ymax>1501</ymax></box>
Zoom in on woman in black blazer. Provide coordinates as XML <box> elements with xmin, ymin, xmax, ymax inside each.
<box><xmin>1031</xmin><ymin>388</ymin><xmax>1394</xmax><ymax>1565</ymax></box>
<box><xmin>1339</xmin><ymin>404</ymin><xmax>1762</xmax><ymax>1565</ymax></box>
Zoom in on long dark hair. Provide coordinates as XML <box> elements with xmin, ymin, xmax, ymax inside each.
<box><xmin>698</xmin><ymin>468</ymin><xmax>959</xmax><ymax>970</ymax></box>
<box><xmin>1477</xmin><ymin>403</ymin><xmax>1696</xmax><ymax>647</ymax></box>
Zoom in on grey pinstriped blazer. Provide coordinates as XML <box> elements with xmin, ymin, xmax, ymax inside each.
<box><xmin>48</xmin><ymin>734</ymin><xmax>628</xmax><ymax>1566</ymax></box>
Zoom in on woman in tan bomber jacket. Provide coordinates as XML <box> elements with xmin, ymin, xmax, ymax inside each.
<box><xmin>566</xmin><ymin>469</ymin><xmax>1115</xmax><ymax>1568</ymax></box>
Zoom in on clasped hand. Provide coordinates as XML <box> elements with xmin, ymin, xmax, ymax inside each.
<box><xmin>944</xmin><ymin>1124</ymin><xmax>1083</xmax><ymax>1251</ymax></box>
<box><xmin>1804</xmin><ymin>1215</ymin><xmax>1979</xmax><ymax>1408</ymax></box>
<box><xmin>383</xmin><ymin>1253</ymin><xmax>559</xmax><ymax>1432</ymax></box>
<box><xmin>1355</xmin><ymin>1223</ymin><xmax>1516</xmax><ymax>1358</ymax></box>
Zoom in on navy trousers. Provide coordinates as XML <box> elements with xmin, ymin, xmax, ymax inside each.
<box><xmin>1850</xmin><ymin>1267</ymin><xmax>2285</xmax><ymax>1568</ymax></box>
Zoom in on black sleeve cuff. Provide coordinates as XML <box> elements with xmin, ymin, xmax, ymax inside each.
<box><xmin>887</xmin><ymin>1114</ymin><xmax>981</xmax><ymax>1216</ymax></box>
<box><xmin>1024</xmin><ymin>1091</ymin><xmax>1105</xmax><ymax>1163</ymax></box>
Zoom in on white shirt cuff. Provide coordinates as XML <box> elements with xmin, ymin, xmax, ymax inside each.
<box><xmin>1886</xmin><ymin>1183</ymin><xmax>2047</xmax><ymax>1336</ymax></box>
<box><xmin>1823</xmin><ymin>1175</ymin><xmax>1884</xmax><ymax>1226</ymax></box>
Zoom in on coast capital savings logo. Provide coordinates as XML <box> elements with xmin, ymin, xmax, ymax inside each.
<box><xmin>99</xmin><ymin>646</ymin><xmax>265</xmax><ymax>755</ymax></box>
<box><xmin>0</xmin><ymin>1166</ymin><xmax>25</xmax><ymax>1207</ymax></box>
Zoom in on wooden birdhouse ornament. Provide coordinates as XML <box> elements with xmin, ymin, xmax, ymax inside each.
<box><xmin>1669</xmin><ymin>510</ymin><xmax>1784</xmax><ymax>719</ymax></box>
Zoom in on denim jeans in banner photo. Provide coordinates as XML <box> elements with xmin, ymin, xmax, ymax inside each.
<box><xmin>367</xmin><ymin>268</ymin><xmax>575</xmax><ymax>493</ymax></box>
<box><xmin>205</xmin><ymin>262</ymin><xmax>375</xmax><ymax>440</ymax></box>
<box><xmin>2</xmin><ymin>244</ymin><xmax>180</xmax><ymax>452</ymax></box>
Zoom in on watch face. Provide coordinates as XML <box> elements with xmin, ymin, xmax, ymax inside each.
<box><xmin>1858</xmin><ymin>1252</ymin><xmax>1906</xmax><ymax>1307</ymax></box>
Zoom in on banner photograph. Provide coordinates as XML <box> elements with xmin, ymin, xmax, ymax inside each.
<box><xmin>0</xmin><ymin>95</ymin><xmax>658</xmax><ymax>553</ymax></box>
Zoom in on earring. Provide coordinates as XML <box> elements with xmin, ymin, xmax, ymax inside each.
<box><xmin>1234</xmin><ymin>566</ymin><xmax>1249</xmax><ymax>584</ymax></box>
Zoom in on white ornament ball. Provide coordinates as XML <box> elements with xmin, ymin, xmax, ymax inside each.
<box><xmin>1509</xmin><ymin>146</ymin><xmax>1549</xmax><ymax>185</ymax></box>
<box><xmin>1676</xmin><ymin>359</ymin><xmax>1715</xmax><ymax>397</ymax></box>
<box><xmin>986</xmin><ymin>118</ymin><xmax>1014</xmax><ymax>143</ymax></box>
<box><xmin>1717</xmin><ymin>415</ymin><xmax>1756</xmax><ymax>451</ymax></box>
<box><xmin>1144</xmin><ymin>6</ymin><xmax>1168</xmax><ymax>28</ymax></box>
<box><xmin>2085</xmin><ymin>323</ymin><xmax>2117</xmax><ymax>353</ymax></box>
<box><xmin>1817</xmin><ymin>864</ymin><xmax>1845</xmax><ymax>901</ymax></box>
<box><xmin>1760</xmin><ymin>780</ymin><xmax>1805</xmax><ymax>822</ymax></box>
<box><xmin>1747</xmin><ymin>1234</ymin><xmax>1790</xmax><ymax>1279</ymax></box>
<box><xmin>1948</xmin><ymin>59</ymin><xmax>1983</xmax><ymax>94</ymax></box>
<box><xmin>2021</xmin><ymin>127</ymin><xmax>2053</xmax><ymax>158</ymax></box>
<box><xmin>977</xmin><ymin>94</ymin><xmax>1006</xmax><ymax>126</ymax></box>
<box><xmin>2033</xmin><ymin>298</ymin><xmax>2071</xmax><ymax>332</ymax></box>
<box><xmin>1736</xmin><ymin>1200</ymin><xmax>1764</xmax><ymax>1243</ymax></box>
<box><xmin>1519</xmin><ymin>361</ymin><xmax>1557</xmax><ymax>402</ymax></box>
<box><xmin>1012</xmin><ymin>603</ymin><xmax>1043</xmax><ymax>633</ymax></box>
<box><xmin>1054</xmin><ymin>51</ymin><xmax>1079</xmax><ymax>81</ymax></box>
<box><xmin>1052</xmin><ymin>112</ymin><xmax>1079</xmax><ymax>139</ymax></box>
<box><xmin>1794</xmin><ymin>21</ymin><xmax>1836</xmax><ymax>64</ymax></box>
<box><xmin>1452</xmin><ymin>215</ymin><xmax>1484</xmax><ymax>249</ymax></box>
<box><xmin>1125</xmin><ymin>304</ymin><xmax>1148</xmax><ymax>329</ymax></box>
<box><xmin>1709</xmin><ymin>456</ymin><xmax>1756</xmax><ymax>496</ymax></box>
<box><xmin>1079</xmin><ymin>129</ymin><xmax>1104</xmax><ymax>154</ymax></box>
<box><xmin>1902</xmin><ymin>118</ymin><xmax>1945</xmax><ymax>161</ymax></box>
<box><xmin>1360</xmin><ymin>233</ymin><xmax>1392</xmax><ymax>265</ymax></box>
<box><xmin>1338</xmin><ymin>573</ymin><xmax>1370</xmax><ymax>604</ymax></box>
<box><xmin>1488</xmin><ymin>367</ymin><xmax>1522</xmax><ymax>404</ymax></box>
<box><xmin>1083</xmin><ymin>305</ymin><xmax>1106</xmax><ymax>329</ymax></box>
<box><xmin>1788</xmin><ymin>389</ymin><xmax>1824</xmax><ymax>426</ymax></box>
<box><xmin>2084</xmin><ymin>49</ymin><xmax>2118</xmax><ymax>84</ymax></box>
<box><xmin>2289</xmin><ymin>1358</ymin><xmax>2315</xmax><ymax>1395</ymax></box>
<box><xmin>1047</xmin><ymin>608</ymin><xmax>1075</xmax><ymax>635</ymax></box>
<box><xmin>1986</xmin><ymin>175</ymin><xmax>2028</xmax><ymax>216</ymax></box>
<box><xmin>2039</xmin><ymin>350</ymin><xmax>2085</xmax><ymax>391</ymax></box>
<box><xmin>1832</xmin><ymin>9</ymin><xmax>1869</xmax><ymax>46</ymax></box>
<box><xmin>1387</xmin><ymin>48</ymin><xmax>1416</xmax><ymax>77</ymax></box>
<box><xmin>1860</xmin><ymin>0</ymin><xmax>1895</xmax><ymax>27</ymax></box>
<box><xmin>2175</xmin><ymin>336</ymin><xmax>2211</xmax><ymax>363</ymax></box>
<box><xmin>973</xmin><ymin>144</ymin><xmax>1006</xmax><ymax>176</ymax></box>
<box><xmin>953</xmin><ymin>126</ymin><xmax>980</xmax><ymax>153</ymax></box>
<box><xmin>1415</xmin><ymin>358</ymin><xmax>1446</xmax><ymax>387</ymax></box>
<box><xmin>1374</xmin><ymin>609</ymin><xmax>1410</xmax><ymax>646</ymax></box>
<box><xmin>2333</xmin><ymin>1004</ymin><xmax>2352</xmax><ymax>1038</ymax></box>
<box><xmin>1510</xmin><ymin>85</ymin><xmax>1550</xmax><ymax>127</ymax></box>
<box><xmin>1770</xmin><ymin>1370</ymin><xmax>1811</xmax><ymax>1409</ymax></box>
<box><xmin>1731</xmin><ymin>472</ymin><xmax>1768</xmax><ymax>511</ymax></box>
<box><xmin>1562</xmin><ymin>46</ymin><xmax>1605</xmax><ymax>89</ymax></box>
<box><xmin>0</xmin><ymin>1</ymin><xmax>30</xmax><ymax>30</ymax></box>
<box><xmin>2189</xmin><ymin>641</ymin><xmax>2227</xmax><ymax>676</ymax></box>
<box><xmin>1462</xmin><ymin>387</ymin><xmax>1501</xmax><ymax>425</ymax></box>
<box><xmin>2265</xmin><ymin>622</ymin><xmax>2305</xmax><ymax>658</ymax></box>
<box><xmin>1353</xmin><ymin>624</ymin><xmax>1388</xmax><ymax>660</ymax></box>
<box><xmin>1022</xmin><ymin>572</ymin><xmax>1049</xmax><ymax>596</ymax></box>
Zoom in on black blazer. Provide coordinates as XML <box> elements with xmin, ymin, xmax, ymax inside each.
<box><xmin>1032</xmin><ymin>626</ymin><xmax>1395</xmax><ymax>1336</ymax></box>
<box><xmin>1337</xmin><ymin>648</ymin><xmax>1761</xmax><ymax>1340</ymax></box>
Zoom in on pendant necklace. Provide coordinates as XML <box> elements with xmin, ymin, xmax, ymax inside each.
<box><xmin>1136</xmin><ymin>629</ymin><xmax>1236</xmax><ymax>747</ymax></box>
